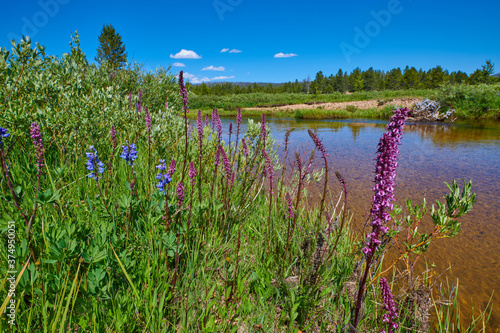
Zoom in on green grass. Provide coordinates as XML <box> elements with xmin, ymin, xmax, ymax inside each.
<box><xmin>0</xmin><ymin>37</ymin><xmax>492</xmax><ymax>332</ymax></box>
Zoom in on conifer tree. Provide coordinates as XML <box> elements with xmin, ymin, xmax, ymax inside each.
<box><xmin>95</xmin><ymin>24</ymin><xmax>127</xmax><ymax>70</ymax></box>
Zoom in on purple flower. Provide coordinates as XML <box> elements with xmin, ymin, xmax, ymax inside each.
<box><xmin>176</xmin><ymin>181</ymin><xmax>185</xmax><ymax>206</ymax></box>
<box><xmin>86</xmin><ymin>146</ymin><xmax>105</xmax><ymax>180</ymax></box>
<box><xmin>30</xmin><ymin>122</ymin><xmax>44</xmax><ymax>173</ymax></box>
<box><xmin>262</xmin><ymin>149</ymin><xmax>274</xmax><ymax>194</ymax></box>
<box><xmin>165</xmin><ymin>102</ymin><xmax>169</xmax><ymax>109</ymax></box>
<box><xmin>178</xmin><ymin>71</ymin><xmax>189</xmax><ymax>115</ymax></box>
<box><xmin>308</xmin><ymin>129</ymin><xmax>328</xmax><ymax>158</ymax></box>
<box><xmin>136</xmin><ymin>89</ymin><xmax>142</xmax><ymax>113</ymax></box>
<box><xmin>260</xmin><ymin>114</ymin><xmax>266</xmax><ymax>145</ymax></box>
<box><xmin>219</xmin><ymin>146</ymin><xmax>233</xmax><ymax>186</ymax></box>
<box><xmin>380</xmin><ymin>277</ymin><xmax>399</xmax><ymax>333</ymax></box>
<box><xmin>0</xmin><ymin>127</ymin><xmax>9</xmax><ymax>148</ymax></box>
<box><xmin>362</xmin><ymin>108</ymin><xmax>407</xmax><ymax>255</ymax></box>
<box><xmin>120</xmin><ymin>141</ymin><xmax>138</xmax><ymax>166</ymax></box>
<box><xmin>205</xmin><ymin>114</ymin><xmax>209</xmax><ymax>127</ymax></box>
<box><xmin>110</xmin><ymin>126</ymin><xmax>117</xmax><ymax>150</ymax></box>
<box><xmin>212</xmin><ymin>108</ymin><xmax>222</xmax><ymax>142</ymax></box>
<box><xmin>168</xmin><ymin>158</ymin><xmax>176</xmax><ymax>176</ymax></box>
<box><xmin>189</xmin><ymin>162</ymin><xmax>197</xmax><ymax>186</ymax></box>
<box><xmin>236</xmin><ymin>108</ymin><xmax>242</xmax><ymax>134</ymax></box>
<box><xmin>335</xmin><ymin>171</ymin><xmax>347</xmax><ymax>197</ymax></box>
<box><xmin>241</xmin><ymin>139</ymin><xmax>248</xmax><ymax>157</ymax></box>
<box><xmin>215</xmin><ymin>146</ymin><xmax>221</xmax><ymax>166</ymax></box>
<box><xmin>229</xmin><ymin>123</ymin><xmax>233</xmax><ymax>136</ymax></box>
<box><xmin>145</xmin><ymin>107</ymin><xmax>152</xmax><ymax>133</ymax></box>
<box><xmin>197</xmin><ymin>110</ymin><xmax>204</xmax><ymax>151</ymax></box>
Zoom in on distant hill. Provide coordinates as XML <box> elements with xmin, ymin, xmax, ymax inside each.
<box><xmin>493</xmin><ymin>73</ymin><xmax>500</xmax><ymax>78</ymax></box>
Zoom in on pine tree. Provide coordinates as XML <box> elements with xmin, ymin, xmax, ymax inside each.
<box><xmin>95</xmin><ymin>24</ymin><xmax>127</xmax><ymax>70</ymax></box>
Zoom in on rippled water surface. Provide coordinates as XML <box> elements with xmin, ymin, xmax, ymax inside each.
<box><xmin>218</xmin><ymin>116</ymin><xmax>500</xmax><ymax>329</ymax></box>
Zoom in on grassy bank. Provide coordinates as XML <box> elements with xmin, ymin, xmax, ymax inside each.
<box><xmin>0</xmin><ymin>38</ymin><xmax>491</xmax><ymax>332</ymax></box>
<box><xmin>190</xmin><ymin>84</ymin><xmax>500</xmax><ymax>120</ymax></box>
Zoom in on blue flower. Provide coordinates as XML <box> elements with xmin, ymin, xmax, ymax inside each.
<box><xmin>156</xmin><ymin>173</ymin><xmax>172</xmax><ymax>194</ymax></box>
<box><xmin>120</xmin><ymin>141</ymin><xmax>138</xmax><ymax>166</ymax></box>
<box><xmin>0</xmin><ymin>128</ymin><xmax>9</xmax><ymax>148</ymax></box>
<box><xmin>86</xmin><ymin>146</ymin><xmax>105</xmax><ymax>180</ymax></box>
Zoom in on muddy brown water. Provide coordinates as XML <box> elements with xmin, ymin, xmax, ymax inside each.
<box><xmin>216</xmin><ymin>116</ymin><xmax>500</xmax><ymax>329</ymax></box>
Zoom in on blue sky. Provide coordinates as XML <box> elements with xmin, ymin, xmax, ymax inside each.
<box><xmin>1</xmin><ymin>0</ymin><xmax>498</xmax><ymax>83</ymax></box>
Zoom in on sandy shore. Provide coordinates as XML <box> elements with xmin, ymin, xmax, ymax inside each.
<box><xmin>243</xmin><ymin>98</ymin><xmax>422</xmax><ymax>112</ymax></box>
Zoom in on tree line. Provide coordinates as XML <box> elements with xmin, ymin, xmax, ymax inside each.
<box><xmin>189</xmin><ymin>61</ymin><xmax>498</xmax><ymax>96</ymax></box>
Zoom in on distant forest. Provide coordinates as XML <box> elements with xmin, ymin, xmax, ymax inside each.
<box><xmin>189</xmin><ymin>61</ymin><xmax>498</xmax><ymax>96</ymax></box>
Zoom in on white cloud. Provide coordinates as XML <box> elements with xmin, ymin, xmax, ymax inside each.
<box><xmin>212</xmin><ymin>76</ymin><xmax>235</xmax><ymax>80</ymax></box>
<box><xmin>172</xmin><ymin>62</ymin><xmax>185</xmax><ymax>67</ymax></box>
<box><xmin>170</xmin><ymin>49</ymin><xmax>201</xmax><ymax>59</ymax></box>
<box><xmin>220</xmin><ymin>48</ymin><xmax>229</xmax><ymax>52</ymax></box>
<box><xmin>229</xmin><ymin>49</ymin><xmax>242</xmax><ymax>53</ymax></box>
<box><xmin>274</xmin><ymin>52</ymin><xmax>298</xmax><ymax>58</ymax></box>
<box><xmin>179</xmin><ymin>72</ymin><xmax>210</xmax><ymax>84</ymax></box>
<box><xmin>202</xmin><ymin>65</ymin><xmax>225</xmax><ymax>71</ymax></box>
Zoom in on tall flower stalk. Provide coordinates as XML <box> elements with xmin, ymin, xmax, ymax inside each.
<box><xmin>145</xmin><ymin>107</ymin><xmax>152</xmax><ymax>194</ymax></box>
<box><xmin>197</xmin><ymin>110</ymin><xmax>204</xmax><ymax>202</ymax></box>
<box><xmin>380</xmin><ymin>277</ymin><xmax>399</xmax><ymax>333</ymax></box>
<box><xmin>353</xmin><ymin>108</ymin><xmax>408</xmax><ymax>328</ymax></box>
<box><xmin>308</xmin><ymin>129</ymin><xmax>329</xmax><ymax>219</ymax></box>
<box><xmin>178</xmin><ymin>71</ymin><xmax>189</xmax><ymax>183</ymax></box>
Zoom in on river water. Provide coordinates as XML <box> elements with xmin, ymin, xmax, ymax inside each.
<box><xmin>218</xmin><ymin>115</ymin><xmax>500</xmax><ymax>329</ymax></box>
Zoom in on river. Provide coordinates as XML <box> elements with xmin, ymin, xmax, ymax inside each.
<box><xmin>217</xmin><ymin>115</ymin><xmax>500</xmax><ymax>329</ymax></box>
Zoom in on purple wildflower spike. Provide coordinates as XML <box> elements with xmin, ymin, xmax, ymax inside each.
<box><xmin>260</xmin><ymin>114</ymin><xmax>266</xmax><ymax>146</ymax></box>
<box><xmin>189</xmin><ymin>162</ymin><xmax>197</xmax><ymax>186</ymax></box>
<box><xmin>212</xmin><ymin>108</ymin><xmax>222</xmax><ymax>142</ymax></box>
<box><xmin>176</xmin><ymin>182</ymin><xmax>185</xmax><ymax>207</ymax></box>
<box><xmin>241</xmin><ymin>139</ymin><xmax>249</xmax><ymax>157</ymax></box>
<box><xmin>168</xmin><ymin>158</ymin><xmax>176</xmax><ymax>176</ymax></box>
<box><xmin>262</xmin><ymin>149</ymin><xmax>273</xmax><ymax>194</ymax></box>
<box><xmin>179</xmin><ymin>71</ymin><xmax>189</xmax><ymax>115</ymax></box>
<box><xmin>380</xmin><ymin>277</ymin><xmax>399</xmax><ymax>333</ymax></box>
<box><xmin>197</xmin><ymin>110</ymin><xmax>204</xmax><ymax>151</ymax></box>
<box><xmin>363</xmin><ymin>108</ymin><xmax>408</xmax><ymax>255</ymax></box>
<box><xmin>308</xmin><ymin>129</ymin><xmax>328</xmax><ymax>159</ymax></box>
<box><xmin>110</xmin><ymin>126</ymin><xmax>117</xmax><ymax>150</ymax></box>
<box><xmin>335</xmin><ymin>171</ymin><xmax>347</xmax><ymax>197</ymax></box>
<box><xmin>205</xmin><ymin>114</ymin><xmax>209</xmax><ymax>127</ymax></box>
<box><xmin>285</xmin><ymin>192</ymin><xmax>294</xmax><ymax>220</ymax></box>
<box><xmin>219</xmin><ymin>146</ymin><xmax>232</xmax><ymax>185</ymax></box>
<box><xmin>145</xmin><ymin>108</ymin><xmax>152</xmax><ymax>133</ymax></box>
<box><xmin>30</xmin><ymin>122</ymin><xmax>44</xmax><ymax>173</ymax></box>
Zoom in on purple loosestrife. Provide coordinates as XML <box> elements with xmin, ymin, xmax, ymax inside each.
<box><xmin>178</xmin><ymin>71</ymin><xmax>189</xmax><ymax>115</ymax></box>
<box><xmin>363</xmin><ymin>108</ymin><xmax>408</xmax><ymax>255</ymax></box>
<box><xmin>205</xmin><ymin>114</ymin><xmax>209</xmax><ymax>127</ymax></box>
<box><xmin>307</xmin><ymin>129</ymin><xmax>328</xmax><ymax>159</ymax></box>
<box><xmin>212</xmin><ymin>108</ymin><xmax>222</xmax><ymax>142</ymax></box>
<box><xmin>176</xmin><ymin>182</ymin><xmax>185</xmax><ymax>207</ymax></box>
<box><xmin>353</xmin><ymin>108</ymin><xmax>407</xmax><ymax>328</ymax></box>
<box><xmin>86</xmin><ymin>146</ymin><xmax>105</xmax><ymax>180</ymax></box>
<box><xmin>219</xmin><ymin>146</ymin><xmax>233</xmax><ymax>186</ymax></box>
<box><xmin>335</xmin><ymin>171</ymin><xmax>347</xmax><ymax>197</ymax></box>
<box><xmin>189</xmin><ymin>162</ymin><xmax>197</xmax><ymax>186</ymax></box>
<box><xmin>110</xmin><ymin>126</ymin><xmax>117</xmax><ymax>150</ymax></box>
<box><xmin>156</xmin><ymin>159</ymin><xmax>172</xmax><ymax>194</ymax></box>
<box><xmin>168</xmin><ymin>158</ymin><xmax>176</xmax><ymax>176</ymax></box>
<box><xmin>236</xmin><ymin>108</ymin><xmax>242</xmax><ymax>149</ymax></box>
<box><xmin>136</xmin><ymin>89</ymin><xmax>142</xmax><ymax>114</ymax></box>
<box><xmin>120</xmin><ymin>141</ymin><xmax>138</xmax><ymax>167</ymax></box>
<box><xmin>241</xmin><ymin>139</ymin><xmax>249</xmax><ymax>157</ymax></box>
<box><xmin>215</xmin><ymin>147</ymin><xmax>221</xmax><ymax>167</ymax></box>
<box><xmin>262</xmin><ymin>149</ymin><xmax>274</xmax><ymax>195</ymax></box>
<box><xmin>260</xmin><ymin>114</ymin><xmax>267</xmax><ymax>147</ymax></box>
<box><xmin>197</xmin><ymin>110</ymin><xmax>204</xmax><ymax>151</ymax></box>
<box><xmin>30</xmin><ymin>122</ymin><xmax>44</xmax><ymax>173</ymax></box>
<box><xmin>0</xmin><ymin>127</ymin><xmax>9</xmax><ymax>148</ymax></box>
<box><xmin>380</xmin><ymin>277</ymin><xmax>399</xmax><ymax>333</ymax></box>
<box><xmin>145</xmin><ymin>107</ymin><xmax>152</xmax><ymax>133</ymax></box>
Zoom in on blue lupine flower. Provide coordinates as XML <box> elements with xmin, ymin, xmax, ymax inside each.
<box><xmin>0</xmin><ymin>128</ymin><xmax>9</xmax><ymax>148</ymax></box>
<box><xmin>155</xmin><ymin>159</ymin><xmax>172</xmax><ymax>194</ymax></box>
<box><xmin>86</xmin><ymin>146</ymin><xmax>105</xmax><ymax>180</ymax></box>
<box><xmin>120</xmin><ymin>141</ymin><xmax>138</xmax><ymax>166</ymax></box>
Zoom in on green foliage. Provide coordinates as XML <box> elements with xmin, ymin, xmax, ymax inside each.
<box><xmin>95</xmin><ymin>24</ymin><xmax>128</xmax><ymax>70</ymax></box>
